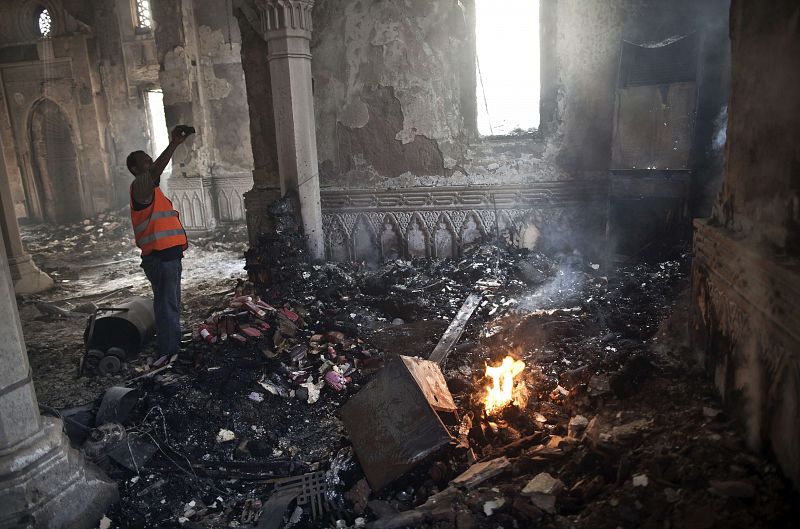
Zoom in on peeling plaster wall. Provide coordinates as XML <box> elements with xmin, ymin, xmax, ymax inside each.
<box><xmin>312</xmin><ymin>0</ymin><xmax>472</xmax><ymax>188</ymax></box>
<box><xmin>692</xmin><ymin>0</ymin><xmax>800</xmax><ymax>489</ymax></box>
<box><xmin>310</xmin><ymin>0</ymin><xmax>636</xmax><ymax>189</ymax></box>
<box><xmin>151</xmin><ymin>0</ymin><xmax>254</xmax><ymax>229</ymax></box>
<box><xmin>194</xmin><ymin>7</ymin><xmax>253</xmax><ymax>177</ymax></box>
<box><xmin>307</xmin><ymin>0</ymin><xmax>632</xmax><ymax>261</ymax></box>
<box><xmin>241</xmin><ymin>0</ymin><xmax>730</xmax><ymax>261</ymax></box>
<box><xmin>153</xmin><ymin>0</ymin><xmax>253</xmax><ymax>178</ymax></box>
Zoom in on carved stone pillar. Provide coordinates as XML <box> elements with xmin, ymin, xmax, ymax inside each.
<box><xmin>258</xmin><ymin>0</ymin><xmax>324</xmax><ymax>260</ymax></box>
<box><xmin>0</xmin><ymin>137</ymin><xmax>52</xmax><ymax>295</ymax></box>
<box><xmin>0</xmin><ymin>227</ymin><xmax>117</xmax><ymax>528</ymax></box>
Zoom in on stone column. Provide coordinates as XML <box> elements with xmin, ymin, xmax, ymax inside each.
<box><xmin>236</xmin><ymin>2</ymin><xmax>283</xmax><ymax>247</ymax></box>
<box><xmin>260</xmin><ymin>0</ymin><xmax>324</xmax><ymax>260</ymax></box>
<box><xmin>0</xmin><ymin>227</ymin><xmax>117</xmax><ymax>528</ymax></box>
<box><xmin>0</xmin><ymin>138</ymin><xmax>52</xmax><ymax>295</ymax></box>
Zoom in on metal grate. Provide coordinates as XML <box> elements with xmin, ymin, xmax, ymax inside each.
<box><xmin>136</xmin><ymin>0</ymin><xmax>152</xmax><ymax>29</ymax></box>
<box><xmin>273</xmin><ymin>471</ymin><xmax>331</xmax><ymax>520</ymax></box>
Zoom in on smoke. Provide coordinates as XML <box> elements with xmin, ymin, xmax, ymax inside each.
<box><xmin>712</xmin><ymin>105</ymin><xmax>728</xmax><ymax>151</ymax></box>
<box><xmin>636</xmin><ymin>33</ymin><xmax>691</xmax><ymax>49</ymax></box>
<box><xmin>515</xmin><ymin>255</ymin><xmax>590</xmax><ymax>314</ymax></box>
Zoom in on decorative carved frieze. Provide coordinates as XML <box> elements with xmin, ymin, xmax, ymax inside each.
<box><xmin>168</xmin><ymin>175</ymin><xmax>252</xmax><ymax>230</ymax></box>
<box><xmin>319</xmin><ymin>181</ymin><xmax>605</xmax><ymax>262</ymax></box>
<box><xmin>168</xmin><ymin>182</ymin><xmax>208</xmax><ymax>231</ymax></box>
<box><xmin>213</xmin><ymin>175</ymin><xmax>252</xmax><ymax>223</ymax></box>
<box><xmin>692</xmin><ymin>220</ymin><xmax>800</xmax><ymax>485</ymax></box>
<box><xmin>320</xmin><ymin>181</ymin><xmax>607</xmax><ymax>212</ymax></box>
<box><xmin>693</xmin><ymin>220</ymin><xmax>800</xmax><ymax>338</ymax></box>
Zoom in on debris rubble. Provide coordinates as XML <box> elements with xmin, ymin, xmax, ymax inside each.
<box><xmin>17</xmin><ymin>219</ymin><xmax>799</xmax><ymax>528</ymax></box>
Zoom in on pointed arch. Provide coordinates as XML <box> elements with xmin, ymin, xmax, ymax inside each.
<box><xmin>327</xmin><ymin>216</ymin><xmax>350</xmax><ymax>262</ymax></box>
<box><xmin>379</xmin><ymin>213</ymin><xmax>403</xmax><ymax>260</ymax></box>
<box><xmin>353</xmin><ymin>214</ymin><xmax>379</xmax><ymax>263</ymax></box>
<box><xmin>406</xmin><ymin>212</ymin><xmax>430</xmax><ymax>258</ymax></box>
<box><xmin>432</xmin><ymin>213</ymin><xmax>458</xmax><ymax>259</ymax></box>
<box><xmin>218</xmin><ymin>190</ymin><xmax>232</xmax><ymax>221</ymax></box>
<box><xmin>460</xmin><ymin>210</ymin><xmax>487</xmax><ymax>247</ymax></box>
<box><xmin>27</xmin><ymin>98</ymin><xmax>83</xmax><ymax>223</ymax></box>
<box><xmin>191</xmin><ymin>193</ymin><xmax>205</xmax><ymax>229</ymax></box>
<box><xmin>496</xmin><ymin>210</ymin><xmax>516</xmax><ymax>244</ymax></box>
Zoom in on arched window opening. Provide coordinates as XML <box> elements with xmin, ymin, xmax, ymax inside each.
<box><xmin>136</xmin><ymin>0</ymin><xmax>153</xmax><ymax>29</ymax></box>
<box><xmin>37</xmin><ymin>7</ymin><xmax>52</xmax><ymax>37</ymax></box>
<box><xmin>29</xmin><ymin>100</ymin><xmax>83</xmax><ymax>223</ymax></box>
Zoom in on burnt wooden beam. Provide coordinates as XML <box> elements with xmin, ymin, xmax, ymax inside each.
<box><xmin>429</xmin><ymin>293</ymin><xmax>482</xmax><ymax>365</ymax></box>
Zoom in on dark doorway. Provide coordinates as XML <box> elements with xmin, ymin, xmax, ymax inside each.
<box><xmin>29</xmin><ymin>99</ymin><xmax>83</xmax><ymax>223</ymax></box>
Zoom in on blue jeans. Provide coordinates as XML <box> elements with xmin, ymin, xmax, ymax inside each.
<box><xmin>141</xmin><ymin>256</ymin><xmax>182</xmax><ymax>356</ymax></box>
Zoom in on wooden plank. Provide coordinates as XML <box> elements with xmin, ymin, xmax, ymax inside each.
<box><xmin>428</xmin><ymin>293</ymin><xmax>482</xmax><ymax>365</ymax></box>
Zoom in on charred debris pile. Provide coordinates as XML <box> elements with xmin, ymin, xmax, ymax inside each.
<box><xmin>54</xmin><ymin>205</ymin><xmax>796</xmax><ymax>528</ymax></box>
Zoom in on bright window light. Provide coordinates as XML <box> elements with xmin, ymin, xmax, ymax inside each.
<box><xmin>136</xmin><ymin>0</ymin><xmax>153</xmax><ymax>29</ymax></box>
<box><xmin>476</xmin><ymin>0</ymin><xmax>540</xmax><ymax>136</ymax></box>
<box><xmin>38</xmin><ymin>8</ymin><xmax>52</xmax><ymax>37</ymax></box>
<box><xmin>145</xmin><ymin>90</ymin><xmax>171</xmax><ymax>176</ymax></box>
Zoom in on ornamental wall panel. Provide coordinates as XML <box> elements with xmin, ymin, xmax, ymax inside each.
<box><xmin>319</xmin><ymin>180</ymin><xmax>607</xmax><ymax>261</ymax></box>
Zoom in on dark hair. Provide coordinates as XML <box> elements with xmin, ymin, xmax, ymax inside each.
<box><xmin>126</xmin><ymin>150</ymin><xmax>147</xmax><ymax>174</ymax></box>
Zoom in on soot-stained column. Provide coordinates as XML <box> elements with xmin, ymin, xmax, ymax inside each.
<box><xmin>259</xmin><ymin>0</ymin><xmax>324</xmax><ymax>261</ymax></box>
<box><xmin>0</xmin><ymin>229</ymin><xmax>116</xmax><ymax>527</ymax></box>
<box><xmin>692</xmin><ymin>0</ymin><xmax>800</xmax><ymax>489</ymax></box>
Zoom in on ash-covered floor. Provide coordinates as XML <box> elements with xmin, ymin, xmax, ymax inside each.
<box><xmin>18</xmin><ymin>210</ymin><xmax>247</xmax><ymax>407</ymax></box>
<box><xmin>15</xmin><ymin>212</ymin><xmax>799</xmax><ymax>529</ymax></box>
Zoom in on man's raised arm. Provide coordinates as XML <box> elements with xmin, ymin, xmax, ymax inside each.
<box><xmin>151</xmin><ymin>126</ymin><xmax>193</xmax><ymax>182</ymax></box>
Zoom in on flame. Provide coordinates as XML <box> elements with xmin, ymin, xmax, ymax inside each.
<box><xmin>484</xmin><ymin>356</ymin><xmax>526</xmax><ymax>415</ymax></box>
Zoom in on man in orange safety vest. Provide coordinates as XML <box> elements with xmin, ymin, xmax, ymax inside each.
<box><xmin>127</xmin><ymin>126</ymin><xmax>194</xmax><ymax>357</ymax></box>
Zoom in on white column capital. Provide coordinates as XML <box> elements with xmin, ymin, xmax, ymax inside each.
<box><xmin>256</xmin><ymin>0</ymin><xmax>315</xmax><ymax>36</ymax></box>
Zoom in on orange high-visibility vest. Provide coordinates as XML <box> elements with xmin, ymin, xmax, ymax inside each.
<box><xmin>130</xmin><ymin>185</ymin><xmax>188</xmax><ymax>256</ymax></box>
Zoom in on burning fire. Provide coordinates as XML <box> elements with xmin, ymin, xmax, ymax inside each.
<box><xmin>484</xmin><ymin>356</ymin><xmax>526</xmax><ymax>415</ymax></box>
